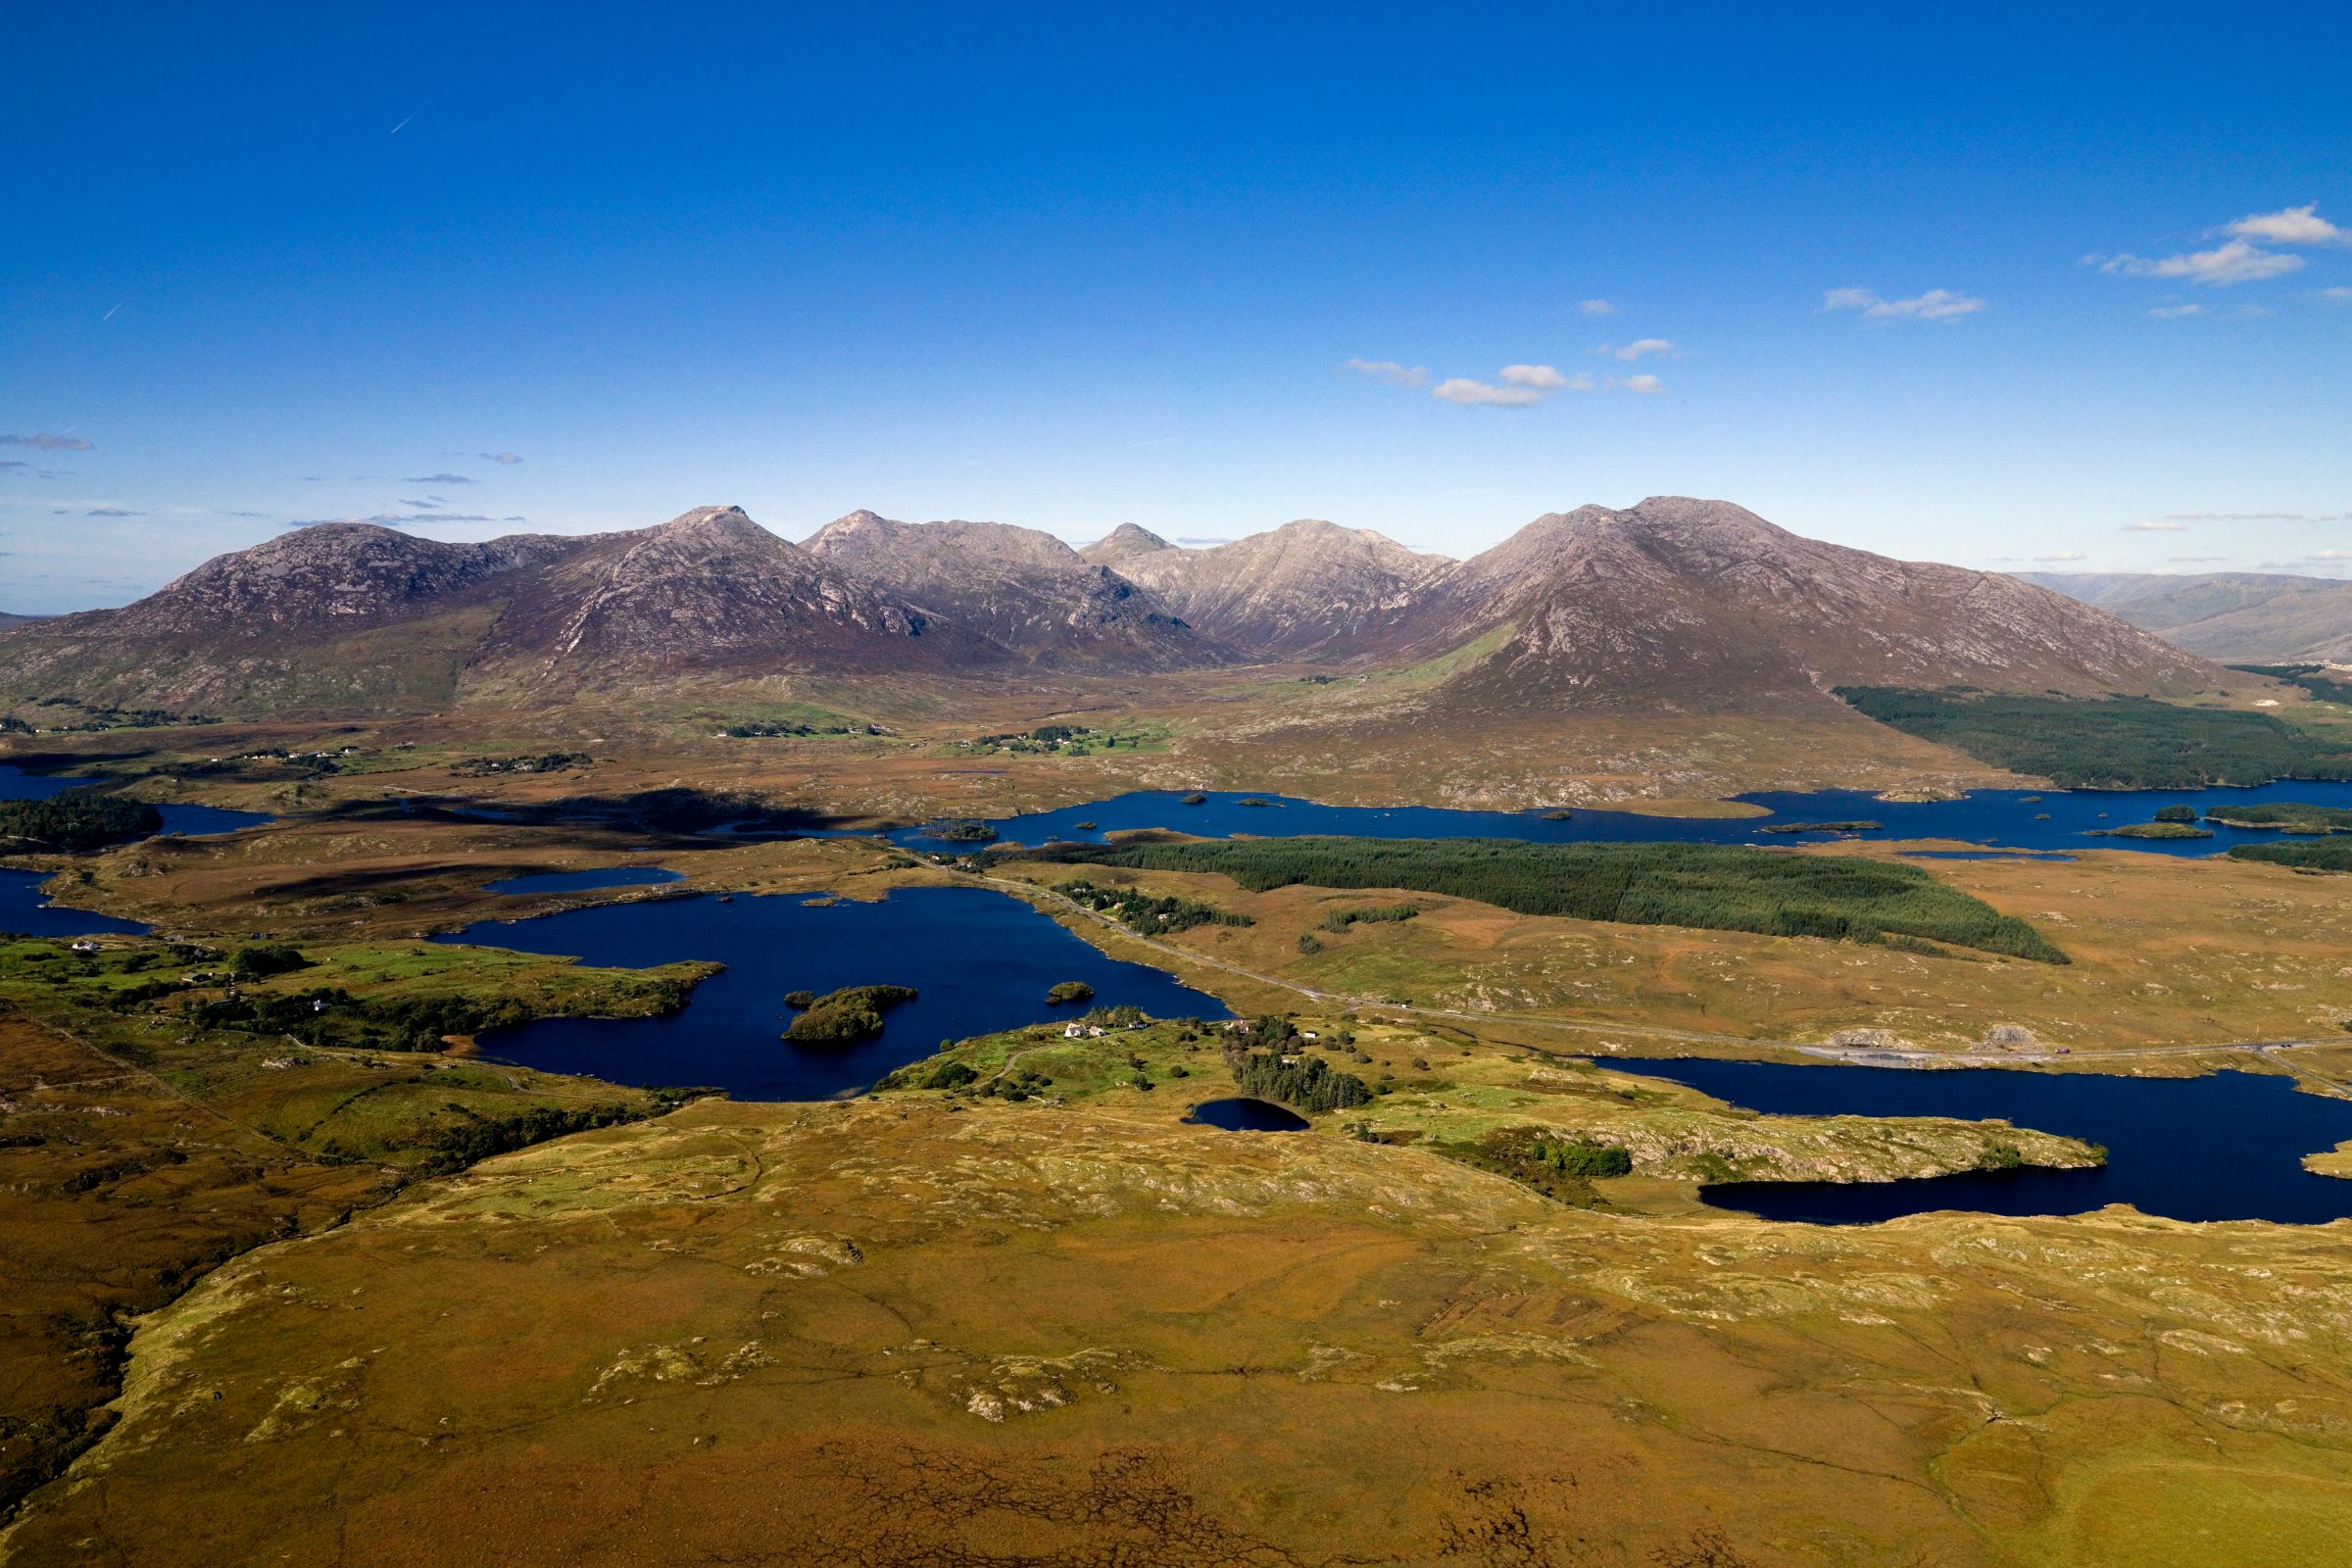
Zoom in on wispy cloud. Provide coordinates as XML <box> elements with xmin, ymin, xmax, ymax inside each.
<box><xmin>2323</xmin><ymin>286</ymin><xmax>2352</xmax><ymax>304</ymax></box>
<box><xmin>2165</xmin><ymin>510</ymin><xmax>2352</xmax><ymax>522</ymax></box>
<box><xmin>0</xmin><ymin>433</ymin><xmax>93</xmax><ymax>451</ymax></box>
<box><xmin>1600</xmin><ymin>338</ymin><xmax>1674</xmax><ymax>361</ymax></box>
<box><xmin>2089</xmin><ymin>239</ymin><xmax>2304</xmax><ymax>285</ymax></box>
<box><xmin>84</xmin><ymin>506</ymin><xmax>143</xmax><ymax>517</ymax></box>
<box><xmin>2034</xmin><ymin>552</ymin><xmax>2088</xmax><ymax>563</ymax></box>
<box><xmin>2303</xmin><ymin>550</ymin><xmax>2352</xmax><ymax>562</ymax></box>
<box><xmin>403</xmin><ymin>472</ymin><xmax>474</xmax><ymax>485</ymax></box>
<box><xmin>479</xmin><ymin>450</ymin><xmax>522</xmax><ymax>465</ymax></box>
<box><xmin>0</xmin><ymin>460</ymin><xmax>24</xmax><ymax>472</ymax></box>
<box><xmin>2148</xmin><ymin>304</ymin><xmax>2205</xmax><ymax>318</ymax></box>
<box><xmin>2226</xmin><ymin>203</ymin><xmax>2345</xmax><ymax>246</ymax></box>
<box><xmin>1344</xmin><ymin>359</ymin><xmax>1429</xmax><ymax>387</ymax></box>
<box><xmin>1578</xmin><ymin>299</ymin><xmax>1618</xmax><ymax>316</ymax></box>
<box><xmin>1823</xmin><ymin>287</ymin><xmax>1985</xmax><ymax>320</ymax></box>
<box><xmin>2170</xmin><ymin>556</ymin><xmax>2231</xmax><ymax>563</ymax></box>
<box><xmin>2123</xmin><ymin>520</ymin><xmax>2185</xmax><ymax>531</ymax></box>
<box><xmin>295</xmin><ymin>511</ymin><xmax>518</xmax><ymax>528</ymax></box>
<box><xmin>1609</xmin><ymin>373</ymin><xmax>1667</xmax><ymax>395</ymax></box>
<box><xmin>1176</xmin><ymin>536</ymin><xmax>1233</xmax><ymax>545</ymax></box>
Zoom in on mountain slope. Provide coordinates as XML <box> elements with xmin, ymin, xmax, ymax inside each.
<box><xmin>1402</xmin><ymin>498</ymin><xmax>2221</xmax><ymax>713</ymax></box>
<box><xmin>1106</xmin><ymin>519</ymin><xmax>1455</xmax><ymax>660</ymax></box>
<box><xmin>473</xmin><ymin>507</ymin><xmax>973</xmax><ymax>685</ymax></box>
<box><xmin>2021</xmin><ymin>570</ymin><xmax>2351</xmax><ymax>663</ymax></box>
<box><xmin>1077</xmin><ymin>523</ymin><xmax>1172</xmax><ymax>566</ymax></box>
<box><xmin>802</xmin><ymin>510</ymin><xmax>1218</xmax><ymax>669</ymax></box>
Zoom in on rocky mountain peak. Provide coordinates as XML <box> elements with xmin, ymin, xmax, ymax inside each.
<box><xmin>1078</xmin><ymin>522</ymin><xmax>1173</xmax><ymax>566</ymax></box>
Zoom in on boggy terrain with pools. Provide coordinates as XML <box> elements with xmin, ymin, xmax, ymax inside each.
<box><xmin>9</xmin><ymin>717</ymin><xmax>2352</xmax><ymax>1566</ymax></box>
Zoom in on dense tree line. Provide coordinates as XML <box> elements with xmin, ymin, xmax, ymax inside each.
<box><xmin>2202</xmin><ymin>801</ymin><xmax>2352</xmax><ymax>833</ymax></box>
<box><xmin>2229</xmin><ymin>839</ymin><xmax>2352</xmax><ymax>873</ymax></box>
<box><xmin>1837</xmin><ymin>686</ymin><xmax>2352</xmax><ymax>789</ymax></box>
<box><xmin>1036</xmin><ymin>837</ymin><xmax>2067</xmax><ymax>962</ymax></box>
<box><xmin>1321</xmin><ymin>903</ymin><xmax>1419</xmax><ymax>932</ymax></box>
<box><xmin>2233</xmin><ymin>664</ymin><xmax>2352</xmax><ymax>707</ymax></box>
<box><xmin>0</xmin><ymin>792</ymin><xmax>163</xmax><ymax>853</ymax></box>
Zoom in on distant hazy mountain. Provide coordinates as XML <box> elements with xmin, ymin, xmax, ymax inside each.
<box><xmin>0</xmin><ymin>612</ymin><xmax>47</xmax><ymax>628</ymax></box>
<box><xmin>804</xmin><ymin>511</ymin><xmax>1218</xmax><ymax>669</ymax></box>
<box><xmin>1100</xmin><ymin>518</ymin><xmax>1456</xmax><ymax>660</ymax></box>
<box><xmin>0</xmin><ymin>497</ymin><xmax>2227</xmax><ymax>716</ymax></box>
<box><xmin>2020</xmin><ymin>570</ymin><xmax>2352</xmax><ymax>663</ymax></box>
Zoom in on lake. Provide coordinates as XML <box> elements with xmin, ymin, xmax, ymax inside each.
<box><xmin>1185</xmin><ymin>1097</ymin><xmax>1310</xmax><ymax>1132</ymax></box>
<box><xmin>434</xmin><ymin>885</ymin><xmax>1233</xmax><ymax>1100</ymax></box>
<box><xmin>1606</xmin><ymin>1056</ymin><xmax>2352</xmax><ymax>1224</ymax></box>
<box><xmin>485</xmin><ymin>866</ymin><xmax>684</xmax><ymax>896</ymax></box>
<box><xmin>0</xmin><ymin>763</ymin><xmax>273</xmax><ymax>838</ymax></box>
<box><xmin>2</xmin><ymin>763</ymin><xmax>272</xmax><ymax>936</ymax></box>
<box><xmin>890</xmin><ymin>781</ymin><xmax>2352</xmax><ymax>858</ymax></box>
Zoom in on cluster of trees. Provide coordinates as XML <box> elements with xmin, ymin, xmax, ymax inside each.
<box><xmin>0</xmin><ymin>791</ymin><xmax>163</xmax><ymax>853</ymax></box>
<box><xmin>1320</xmin><ymin>903</ymin><xmax>1419</xmax><ymax>932</ymax></box>
<box><xmin>231</xmin><ymin>944</ymin><xmax>311</xmax><ymax>980</ymax></box>
<box><xmin>15</xmin><ymin>700</ymin><xmax>220</xmax><ymax>733</ymax></box>
<box><xmin>1837</xmin><ymin>686</ymin><xmax>2352</xmax><ymax>789</ymax></box>
<box><xmin>1436</xmin><ymin>1126</ymin><xmax>1634</xmax><ymax>1205</ymax></box>
<box><xmin>723</xmin><ymin>720</ymin><xmax>870</xmax><ymax>738</ymax></box>
<box><xmin>1054</xmin><ymin>878</ymin><xmax>1253</xmax><ymax>935</ymax></box>
<box><xmin>783</xmin><ymin>984</ymin><xmax>918</xmax><ymax>1046</ymax></box>
<box><xmin>1038</xmin><ymin>836</ymin><xmax>2067</xmax><ymax>962</ymax></box>
<box><xmin>1222</xmin><ymin>1019</ymin><xmax>1371</xmax><ymax>1113</ymax></box>
<box><xmin>181</xmin><ymin>977</ymin><xmax>684</xmax><ymax>1054</ymax></box>
<box><xmin>1046</xmin><ymin>980</ymin><xmax>1096</xmax><ymax>1004</ymax></box>
<box><xmin>449</xmin><ymin>752</ymin><xmax>589</xmax><ymax>777</ymax></box>
<box><xmin>923</xmin><ymin>818</ymin><xmax>999</xmax><ymax>843</ymax></box>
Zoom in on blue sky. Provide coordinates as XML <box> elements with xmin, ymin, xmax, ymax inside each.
<box><xmin>4</xmin><ymin>2</ymin><xmax>2348</xmax><ymax>612</ymax></box>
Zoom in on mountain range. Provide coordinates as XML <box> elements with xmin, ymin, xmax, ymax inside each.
<box><xmin>0</xmin><ymin>498</ymin><xmax>2220</xmax><ymax>717</ymax></box>
<box><xmin>2022</xmin><ymin>570</ymin><xmax>2352</xmax><ymax>664</ymax></box>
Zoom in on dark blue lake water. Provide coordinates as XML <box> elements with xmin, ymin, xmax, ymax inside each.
<box><xmin>891</xmin><ymin>781</ymin><xmax>2352</xmax><ymax>858</ymax></box>
<box><xmin>1</xmin><ymin>764</ymin><xmax>271</xmax><ymax>936</ymax></box>
<box><xmin>0</xmin><ymin>763</ymin><xmax>271</xmax><ymax>837</ymax></box>
<box><xmin>1606</xmin><ymin>1057</ymin><xmax>2352</xmax><ymax>1224</ymax></box>
<box><xmin>1185</xmin><ymin>1097</ymin><xmax>1310</xmax><ymax>1132</ymax></box>
<box><xmin>433</xmin><ymin>886</ymin><xmax>1232</xmax><ymax>1100</ymax></box>
<box><xmin>486</xmin><ymin>867</ymin><xmax>684</xmax><ymax>896</ymax></box>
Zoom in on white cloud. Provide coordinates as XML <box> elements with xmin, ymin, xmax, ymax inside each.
<box><xmin>1499</xmin><ymin>364</ymin><xmax>1585</xmax><ymax>390</ymax></box>
<box><xmin>2034</xmin><ymin>552</ymin><xmax>2088</xmax><ymax>563</ymax></box>
<box><xmin>1431</xmin><ymin>376</ymin><xmax>1550</xmax><ymax>408</ymax></box>
<box><xmin>2305</xmin><ymin>550</ymin><xmax>2352</xmax><ymax>562</ymax></box>
<box><xmin>2225</xmin><ymin>204</ymin><xmax>2344</xmax><ymax>246</ymax></box>
<box><xmin>480</xmin><ymin>450</ymin><xmax>523</xmax><ymax>465</ymax></box>
<box><xmin>2323</xmin><ymin>287</ymin><xmax>2352</xmax><ymax>303</ymax></box>
<box><xmin>404</xmin><ymin>471</ymin><xmax>475</xmax><ymax>485</ymax></box>
<box><xmin>1610</xmin><ymin>373</ymin><xmax>1667</xmax><ymax>395</ymax></box>
<box><xmin>2170</xmin><ymin>556</ymin><xmax>2231</xmax><ymax>563</ymax></box>
<box><xmin>1431</xmin><ymin>364</ymin><xmax>1596</xmax><ymax>407</ymax></box>
<box><xmin>1824</xmin><ymin>287</ymin><xmax>1985</xmax><ymax>320</ymax></box>
<box><xmin>2123</xmin><ymin>520</ymin><xmax>2185</xmax><ymax>531</ymax></box>
<box><xmin>1601</xmin><ymin>338</ymin><xmax>1674</xmax><ymax>361</ymax></box>
<box><xmin>1345</xmin><ymin>358</ymin><xmax>1430</xmax><ymax>387</ymax></box>
<box><xmin>2148</xmin><ymin>304</ymin><xmax>2205</xmax><ymax>318</ymax></box>
<box><xmin>1578</xmin><ymin>299</ymin><xmax>1617</xmax><ymax>316</ymax></box>
<box><xmin>2089</xmin><ymin>238</ymin><xmax>2304</xmax><ymax>286</ymax></box>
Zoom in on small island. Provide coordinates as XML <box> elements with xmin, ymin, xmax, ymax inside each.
<box><xmin>783</xmin><ymin>984</ymin><xmax>918</xmax><ymax>1045</ymax></box>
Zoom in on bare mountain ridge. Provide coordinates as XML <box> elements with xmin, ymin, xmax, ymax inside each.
<box><xmin>1100</xmin><ymin>517</ymin><xmax>1456</xmax><ymax>660</ymax></box>
<box><xmin>1076</xmin><ymin>522</ymin><xmax>1173</xmax><ymax>566</ymax></box>
<box><xmin>1396</xmin><ymin>497</ymin><xmax>2217</xmax><ymax>711</ymax></box>
<box><xmin>0</xmin><ymin>497</ymin><xmax>2227</xmax><ymax>715</ymax></box>
<box><xmin>803</xmin><ymin>511</ymin><xmax>1219</xmax><ymax>669</ymax></box>
<box><xmin>2021</xmin><ymin>570</ymin><xmax>2352</xmax><ymax>663</ymax></box>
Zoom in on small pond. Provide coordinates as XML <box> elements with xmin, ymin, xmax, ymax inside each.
<box><xmin>891</xmin><ymin>780</ymin><xmax>2352</xmax><ymax>859</ymax></box>
<box><xmin>1606</xmin><ymin>1056</ymin><xmax>2352</xmax><ymax>1225</ymax></box>
<box><xmin>0</xmin><ymin>763</ymin><xmax>272</xmax><ymax>838</ymax></box>
<box><xmin>434</xmin><ymin>885</ymin><xmax>1233</xmax><ymax>1101</ymax></box>
<box><xmin>485</xmin><ymin>866</ymin><xmax>684</xmax><ymax>897</ymax></box>
<box><xmin>0</xmin><ymin>868</ymin><xmax>151</xmax><ymax>938</ymax></box>
<box><xmin>1185</xmin><ymin>1097</ymin><xmax>1310</xmax><ymax>1132</ymax></box>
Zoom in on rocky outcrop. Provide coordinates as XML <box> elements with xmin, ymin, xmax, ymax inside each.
<box><xmin>1104</xmin><ymin>519</ymin><xmax>1456</xmax><ymax>660</ymax></box>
